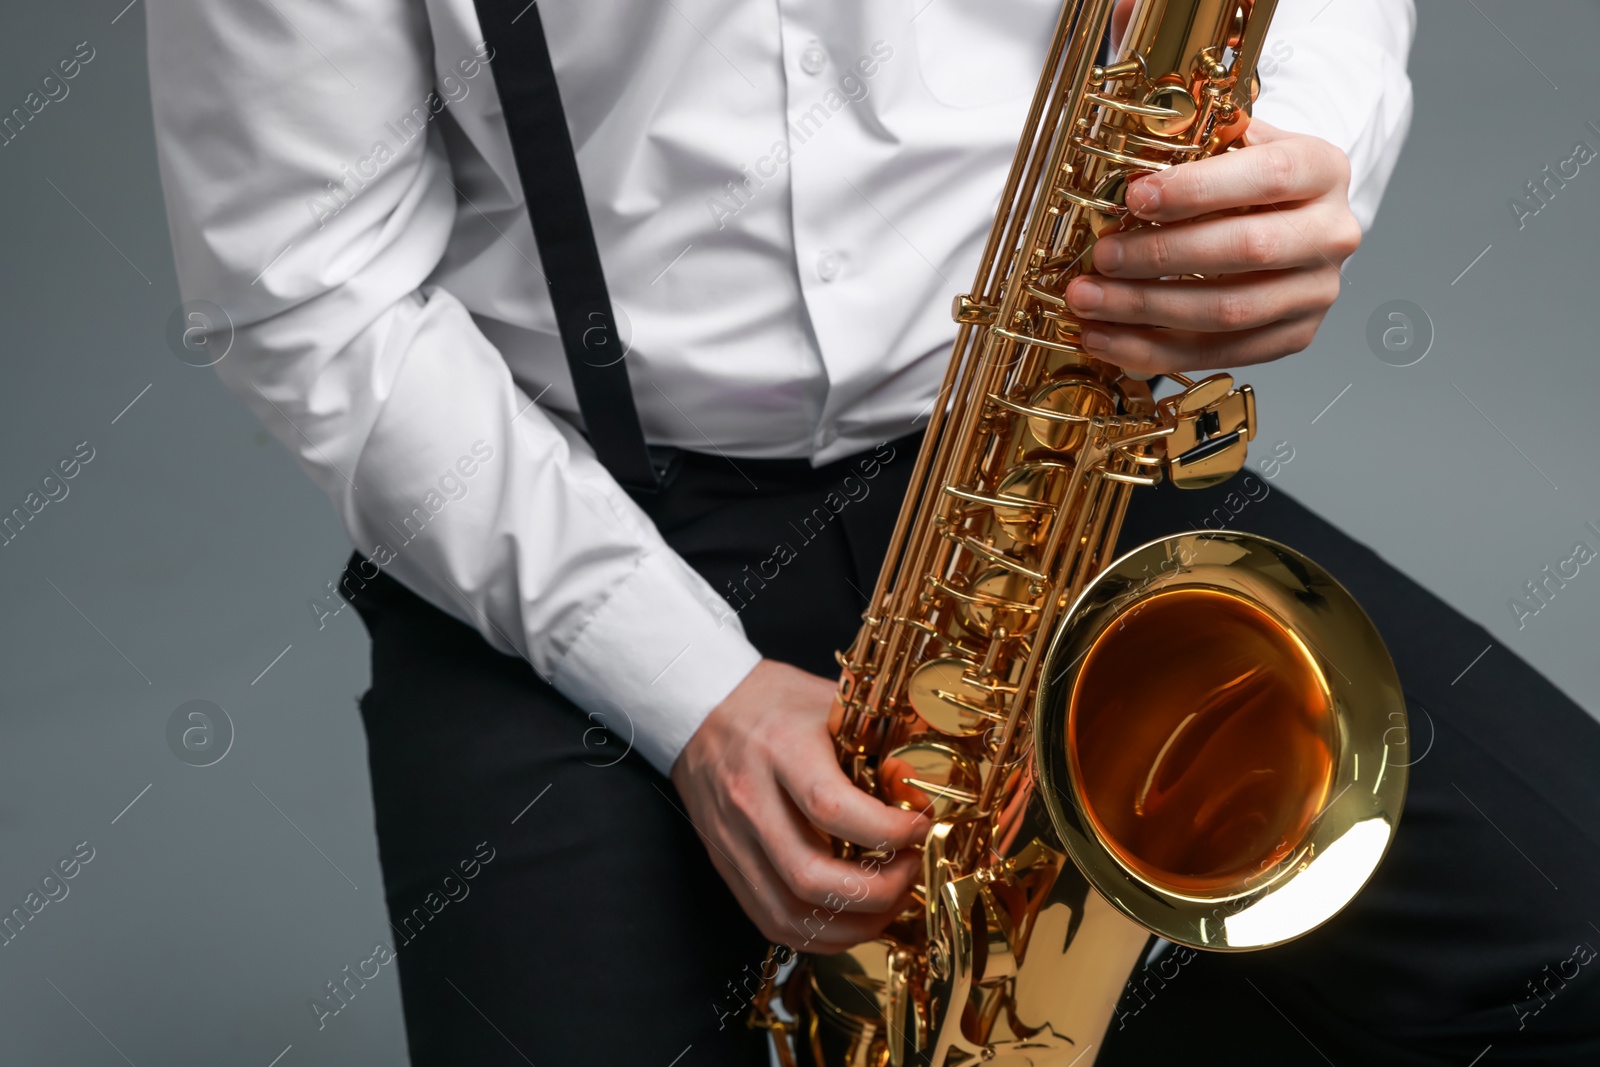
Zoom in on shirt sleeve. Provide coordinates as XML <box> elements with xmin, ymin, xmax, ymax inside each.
<box><xmin>145</xmin><ymin>0</ymin><xmax>761</xmax><ymax>775</ymax></box>
<box><xmin>1253</xmin><ymin>0</ymin><xmax>1417</xmax><ymax>231</ymax></box>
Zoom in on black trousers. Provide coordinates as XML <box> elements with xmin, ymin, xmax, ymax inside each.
<box><xmin>344</xmin><ymin>439</ymin><xmax>1600</xmax><ymax>1067</ymax></box>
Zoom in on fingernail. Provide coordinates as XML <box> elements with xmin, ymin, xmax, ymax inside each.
<box><xmin>1069</xmin><ymin>279</ymin><xmax>1103</xmax><ymax>312</ymax></box>
<box><xmin>1082</xmin><ymin>328</ymin><xmax>1111</xmax><ymax>354</ymax></box>
<box><xmin>1095</xmin><ymin>239</ymin><xmax>1123</xmax><ymax>273</ymax></box>
<box><xmin>1128</xmin><ymin>180</ymin><xmax>1161</xmax><ymax>217</ymax></box>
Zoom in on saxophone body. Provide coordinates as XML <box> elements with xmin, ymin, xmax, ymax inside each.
<box><xmin>754</xmin><ymin>2</ymin><xmax>1409</xmax><ymax>1064</ymax></box>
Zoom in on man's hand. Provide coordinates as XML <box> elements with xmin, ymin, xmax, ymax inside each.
<box><xmin>1066</xmin><ymin>120</ymin><xmax>1362</xmax><ymax>375</ymax></box>
<box><xmin>671</xmin><ymin>659</ymin><xmax>928</xmax><ymax>954</ymax></box>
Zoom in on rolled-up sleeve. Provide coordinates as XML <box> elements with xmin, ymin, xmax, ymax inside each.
<box><xmin>146</xmin><ymin>0</ymin><xmax>761</xmax><ymax>774</ymax></box>
<box><xmin>1256</xmin><ymin>0</ymin><xmax>1417</xmax><ymax>231</ymax></box>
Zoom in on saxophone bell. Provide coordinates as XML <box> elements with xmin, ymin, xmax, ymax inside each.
<box><xmin>1036</xmin><ymin>531</ymin><xmax>1407</xmax><ymax>954</ymax></box>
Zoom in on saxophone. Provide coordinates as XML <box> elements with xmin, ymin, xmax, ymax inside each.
<box><xmin>752</xmin><ymin>1</ymin><xmax>1408</xmax><ymax>1064</ymax></box>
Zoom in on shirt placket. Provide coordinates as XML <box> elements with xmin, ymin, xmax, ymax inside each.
<box><xmin>776</xmin><ymin>0</ymin><xmax>853</xmax><ymax>457</ymax></box>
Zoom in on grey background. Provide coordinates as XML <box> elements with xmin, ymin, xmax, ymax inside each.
<box><xmin>0</xmin><ymin>1</ymin><xmax>1595</xmax><ymax>1064</ymax></box>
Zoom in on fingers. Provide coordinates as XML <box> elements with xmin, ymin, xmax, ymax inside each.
<box><xmin>1069</xmin><ymin>128</ymin><xmax>1361</xmax><ymax>378</ymax></box>
<box><xmin>710</xmin><ymin>782</ymin><xmax>922</xmax><ymax>949</ymax></box>
<box><xmin>681</xmin><ymin>749</ymin><xmax>922</xmax><ymax>949</ymax></box>
<box><xmin>1092</xmin><ymin>205</ymin><xmax>1361</xmax><ymax>279</ymax></box>
<box><xmin>704</xmin><ymin>832</ymin><xmax>912</xmax><ymax>954</ymax></box>
<box><xmin>1067</xmin><ymin>267</ymin><xmax>1342</xmax><ymax>333</ymax></box>
<box><xmin>777</xmin><ymin>739</ymin><xmax>929</xmax><ymax>852</ymax></box>
<box><xmin>1110</xmin><ymin>0</ymin><xmax>1137</xmax><ymax>49</ymax></box>
<box><xmin>1125</xmin><ymin>130</ymin><xmax>1351</xmax><ymax>223</ymax></box>
<box><xmin>1080</xmin><ymin>313</ymin><xmax>1325</xmax><ymax>376</ymax></box>
<box><xmin>757</xmin><ymin>793</ymin><xmax>923</xmax><ymax>916</ymax></box>
<box><xmin>670</xmin><ymin>657</ymin><xmax>931</xmax><ymax>954</ymax></box>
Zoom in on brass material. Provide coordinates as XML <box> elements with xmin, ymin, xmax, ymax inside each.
<box><xmin>882</xmin><ymin>741</ymin><xmax>983</xmax><ymax>819</ymax></box>
<box><xmin>1083</xmin><ymin>91</ymin><xmax>1182</xmax><ymax>120</ymax></box>
<box><xmin>752</xmin><ymin>1</ymin><xmax>1407</xmax><ymax>1063</ymax></box>
<box><xmin>1073</xmin><ymin>134</ymin><xmax>1176</xmax><ymax>170</ymax></box>
<box><xmin>956</xmin><ymin>567</ymin><xmax>1042</xmax><ymax>638</ymax></box>
<box><xmin>1085</xmin><ymin>172</ymin><xmax>1133</xmax><ymax>237</ymax></box>
<box><xmin>1141</xmin><ymin>81</ymin><xmax>1200</xmax><ymax>136</ymax></box>
<box><xmin>991</xmin><ymin>464</ymin><xmax>1059</xmax><ymax>544</ymax></box>
<box><xmin>908</xmin><ymin>658</ymin><xmax>1002</xmax><ymax>736</ymax></box>
<box><xmin>1025</xmin><ymin>376</ymin><xmax>1116</xmax><ymax>451</ymax></box>
<box><xmin>1039</xmin><ymin>532</ymin><xmax>1406</xmax><ymax>947</ymax></box>
<box><xmin>954</xmin><ymin>293</ymin><xmax>999</xmax><ymax>326</ymax></box>
<box><xmin>992</xmin><ymin>324</ymin><xmax>1088</xmax><ymax>357</ymax></box>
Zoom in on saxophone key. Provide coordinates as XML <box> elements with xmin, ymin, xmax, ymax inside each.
<box><xmin>881</xmin><ymin>741</ymin><xmax>982</xmax><ymax>820</ymax></box>
<box><xmin>907</xmin><ymin>657</ymin><xmax>1006</xmax><ymax>737</ymax></box>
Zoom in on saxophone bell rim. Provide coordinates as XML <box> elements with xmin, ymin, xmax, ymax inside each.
<box><xmin>1033</xmin><ymin>529</ymin><xmax>1408</xmax><ymax>951</ymax></box>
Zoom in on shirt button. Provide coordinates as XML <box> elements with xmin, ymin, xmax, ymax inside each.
<box><xmin>816</xmin><ymin>252</ymin><xmax>841</xmax><ymax>282</ymax></box>
<box><xmin>800</xmin><ymin>42</ymin><xmax>827</xmax><ymax>76</ymax></box>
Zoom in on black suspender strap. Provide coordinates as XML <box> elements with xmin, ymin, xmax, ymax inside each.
<box><xmin>473</xmin><ymin>1</ymin><xmax>661</xmax><ymax>492</ymax></box>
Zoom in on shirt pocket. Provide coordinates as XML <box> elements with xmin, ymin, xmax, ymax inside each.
<box><xmin>910</xmin><ymin>0</ymin><xmax>1058</xmax><ymax>109</ymax></box>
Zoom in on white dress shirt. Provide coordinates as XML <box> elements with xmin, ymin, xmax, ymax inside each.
<box><xmin>146</xmin><ymin>0</ymin><xmax>1415</xmax><ymax>774</ymax></box>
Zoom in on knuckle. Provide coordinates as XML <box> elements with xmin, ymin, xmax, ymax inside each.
<box><xmin>766</xmin><ymin>903</ymin><xmax>805</xmax><ymax>939</ymax></box>
<box><xmin>1316</xmin><ymin>269</ymin><xmax>1343</xmax><ymax>309</ymax></box>
<box><xmin>802</xmin><ymin>778</ymin><xmax>841</xmax><ymax>827</ymax></box>
<box><xmin>1214</xmin><ymin>290</ymin><xmax>1258</xmax><ymax>330</ymax></box>
<box><xmin>1259</xmin><ymin>144</ymin><xmax>1298</xmax><ymax>200</ymax></box>
<box><xmin>1146</xmin><ymin>231</ymin><xmax>1176</xmax><ymax>275</ymax></box>
<box><xmin>1289</xmin><ymin>321</ymin><xmax>1320</xmax><ymax>354</ymax></box>
<box><xmin>790</xmin><ymin>859</ymin><xmax>831</xmax><ymax>903</ymax></box>
<box><xmin>1272</xmin><ymin>322</ymin><xmax>1317</xmax><ymax>359</ymax></box>
<box><xmin>1238</xmin><ymin>222</ymin><xmax>1279</xmax><ymax>268</ymax></box>
<box><xmin>1328</xmin><ymin>213</ymin><xmax>1362</xmax><ymax>259</ymax></box>
<box><xmin>726</xmin><ymin>775</ymin><xmax>759</xmax><ymax>820</ymax></box>
<box><xmin>1124</xmin><ymin>282</ymin><xmax>1152</xmax><ymax>319</ymax></box>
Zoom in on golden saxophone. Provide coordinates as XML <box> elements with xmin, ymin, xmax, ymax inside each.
<box><xmin>751</xmin><ymin>1</ymin><xmax>1409</xmax><ymax>1064</ymax></box>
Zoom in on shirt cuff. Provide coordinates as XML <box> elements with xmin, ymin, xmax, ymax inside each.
<box><xmin>549</xmin><ymin>544</ymin><xmax>764</xmax><ymax>776</ymax></box>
